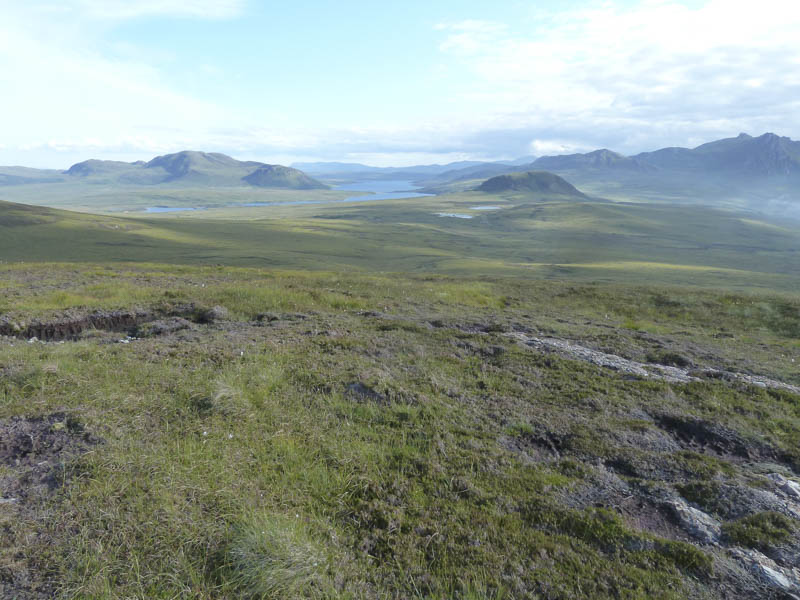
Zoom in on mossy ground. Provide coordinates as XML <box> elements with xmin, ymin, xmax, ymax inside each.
<box><xmin>1</xmin><ymin>264</ymin><xmax>799</xmax><ymax>598</ymax></box>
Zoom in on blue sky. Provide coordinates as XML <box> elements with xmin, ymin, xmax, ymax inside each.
<box><xmin>1</xmin><ymin>0</ymin><xmax>799</xmax><ymax>167</ymax></box>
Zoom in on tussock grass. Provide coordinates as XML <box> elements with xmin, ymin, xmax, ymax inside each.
<box><xmin>224</xmin><ymin>513</ymin><xmax>332</xmax><ymax>599</ymax></box>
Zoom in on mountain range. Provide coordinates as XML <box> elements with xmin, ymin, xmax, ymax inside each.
<box><xmin>292</xmin><ymin>157</ymin><xmax>536</xmax><ymax>180</ymax></box>
<box><xmin>1</xmin><ymin>134</ymin><xmax>799</xmax><ymax>217</ymax></box>
<box><xmin>0</xmin><ymin>151</ymin><xmax>328</xmax><ymax>190</ymax></box>
<box><xmin>424</xmin><ymin>133</ymin><xmax>800</xmax><ymax>187</ymax></box>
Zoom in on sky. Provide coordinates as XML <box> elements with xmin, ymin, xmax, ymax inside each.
<box><xmin>1</xmin><ymin>0</ymin><xmax>800</xmax><ymax>168</ymax></box>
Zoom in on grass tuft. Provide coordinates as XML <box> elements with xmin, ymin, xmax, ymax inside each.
<box><xmin>722</xmin><ymin>512</ymin><xmax>796</xmax><ymax>551</ymax></box>
<box><xmin>225</xmin><ymin>513</ymin><xmax>332</xmax><ymax>599</ymax></box>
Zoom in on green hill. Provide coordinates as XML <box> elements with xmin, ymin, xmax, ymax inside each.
<box><xmin>243</xmin><ymin>164</ymin><xmax>329</xmax><ymax>189</ymax></box>
<box><xmin>477</xmin><ymin>170</ymin><xmax>588</xmax><ymax>197</ymax></box>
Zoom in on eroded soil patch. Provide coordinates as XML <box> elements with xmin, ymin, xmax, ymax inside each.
<box><xmin>0</xmin><ymin>413</ymin><xmax>100</xmax><ymax>599</ymax></box>
<box><xmin>0</xmin><ymin>310</ymin><xmax>152</xmax><ymax>342</ymax></box>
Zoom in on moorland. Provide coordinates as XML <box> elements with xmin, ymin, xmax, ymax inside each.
<box><xmin>1</xmin><ymin>136</ymin><xmax>800</xmax><ymax>599</ymax></box>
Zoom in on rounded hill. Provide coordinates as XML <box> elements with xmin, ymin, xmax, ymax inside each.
<box><xmin>477</xmin><ymin>170</ymin><xmax>587</xmax><ymax>197</ymax></box>
<box><xmin>243</xmin><ymin>165</ymin><xmax>329</xmax><ymax>189</ymax></box>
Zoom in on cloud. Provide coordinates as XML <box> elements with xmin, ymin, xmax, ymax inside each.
<box><xmin>0</xmin><ymin>2</ymin><xmax>236</xmax><ymax>164</ymax></box>
<box><xmin>435</xmin><ymin>20</ymin><xmax>508</xmax><ymax>55</ymax></box>
<box><xmin>436</xmin><ymin>0</ymin><xmax>800</xmax><ymax>154</ymax></box>
<box><xmin>2</xmin><ymin>0</ymin><xmax>800</xmax><ymax>167</ymax></box>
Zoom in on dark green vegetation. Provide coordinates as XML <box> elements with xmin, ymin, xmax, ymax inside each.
<box><xmin>722</xmin><ymin>513</ymin><xmax>796</xmax><ymax>551</ymax></box>
<box><xmin>476</xmin><ymin>171</ymin><xmax>587</xmax><ymax>198</ymax></box>
<box><xmin>1</xmin><ymin>264</ymin><xmax>799</xmax><ymax>598</ymax></box>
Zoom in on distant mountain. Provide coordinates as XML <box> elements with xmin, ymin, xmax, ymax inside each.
<box><xmin>532</xmin><ymin>149</ymin><xmax>653</xmax><ymax>172</ymax></box>
<box><xmin>21</xmin><ymin>151</ymin><xmax>332</xmax><ymax>189</ymax></box>
<box><xmin>65</xmin><ymin>159</ymin><xmax>137</xmax><ymax>177</ymax></box>
<box><xmin>243</xmin><ymin>165</ymin><xmax>328</xmax><ymax>189</ymax></box>
<box><xmin>477</xmin><ymin>171</ymin><xmax>587</xmax><ymax>197</ymax></box>
<box><xmin>634</xmin><ymin>133</ymin><xmax>800</xmax><ymax>176</ymax></box>
<box><xmin>293</xmin><ymin>160</ymin><xmax>512</xmax><ymax>180</ymax></box>
<box><xmin>424</xmin><ymin>163</ymin><xmax>520</xmax><ymax>185</ymax></box>
<box><xmin>291</xmin><ymin>162</ymin><xmax>379</xmax><ymax>175</ymax></box>
<box><xmin>506</xmin><ymin>155</ymin><xmax>538</xmax><ymax>166</ymax></box>
<box><xmin>0</xmin><ymin>166</ymin><xmax>64</xmax><ymax>186</ymax></box>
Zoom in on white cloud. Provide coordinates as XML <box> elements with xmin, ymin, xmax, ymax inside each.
<box><xmin>2</xmin><ymin>0</ymin><xmax>800</xmax><ymax>168</ymax></box>
<box><xmin>435</xmin><ymin>20</ymin><xmax>508</xmax><ymax>55</ymax></box>
<box><xmin>436</xmin><ymin>0</ymin><xmax>800</xmax><ymax>154</ymax></box>
<box><xmin>529</xmin><ymin>140</ymin><xmax>583</xmax><ymax>156</ymax></box>
<box><xmin>0</xmin><ymin>2</ymin><xmax>237</xmax><ymax>164</ymax></box>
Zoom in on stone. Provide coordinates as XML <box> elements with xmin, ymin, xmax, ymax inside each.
<box><xmin>768</xmin><ymin>473</ymin><xmax>800</xmax><ymax>500</ymax></box>
<box><xmin>782</xmin><ymin>480</ymin><xmax>800</xmax><ymax>500</ymax></box>
<box><xmin>731</xmin><ymin>548</ymin><xmax>800</xmax><ymax>593</ymax></box>
<box><xmin>668</xmin><ymin>499</ymin><xmax>721</xmax><ymax>543</ymax></box>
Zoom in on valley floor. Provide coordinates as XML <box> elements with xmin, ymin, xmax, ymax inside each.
<box><xmin>1</xmin><ymin>264</ymin><xmax>799</xmax><ymax>599</ymax></box>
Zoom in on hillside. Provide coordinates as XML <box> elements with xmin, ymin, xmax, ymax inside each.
<box><xmin>477</xmin><ymin>170</ymin><xmax>588</xmax><ymax>197</ymax></box>
<box><xmin>2</xmin><ymin>193</ymin><xmax>800</xmax><ymax>292</ymax></box>
<box><xmin>2</xmin><ymin>192</ymin><xmax>800</xmax><ymax>599</ymax></box>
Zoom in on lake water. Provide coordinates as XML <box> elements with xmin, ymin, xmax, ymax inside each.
<box><xmin>144</xmin><ymin>180</ymin><xmax>432</xmax><ymax>213</ymax></box>
<box><xmin>145</xmin><ymin>206</ymin><xmax>203</xmax><ymax>213</ymax></box>
<box><xmin>436</xmin><ymin>213</ymin><xmax>473</xmax><ymax>219</ymax></box>
<box><xmin>333</xmin><ymin>180</ymin><xmax>433</xmax><ymax>202</ymax></box>
<box><xmin>470</xmin><ymin>205</ymin><xmax>501</xmax><ymax>210</ymax></box>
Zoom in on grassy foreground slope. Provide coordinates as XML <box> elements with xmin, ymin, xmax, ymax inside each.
<box><xmin>1</xmin><ymin>263</ymin><xmax>799</xmax><ymax>599</ymax></box>
<box><xmin>1</xmin><ymin>196</ymin><xmax>799</xmax><ymax>292</ymax></box>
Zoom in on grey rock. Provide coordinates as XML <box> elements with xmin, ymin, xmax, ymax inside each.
<box><xmin>668</xmin><ymin>499</ymin><xmax>721</xmax><ymax>543</ymax></box>
<box><xmin>509</xmin><ymin>332</ymin><xmax>800</xmax><ymax>393</ymax></box>
<box><xmin>768</xmin><ymin>473</ymin><xmax>800</xmax><ymax>501</ymax></box>
<box><xmin>731</xmin><ymin>548</ymin><xmax>800</xmax><ymax>593</ymax></box>
<box><xmin>783</xmin><ymin>480</ymin><xmax>800</xmax><ymax>500</ymax></box>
